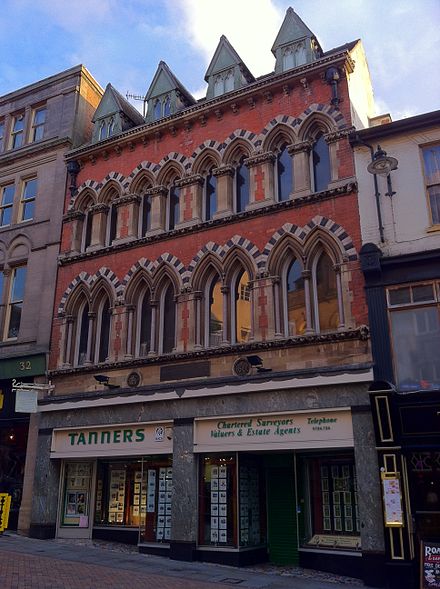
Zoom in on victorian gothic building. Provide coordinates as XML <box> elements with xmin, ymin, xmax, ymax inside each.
<box><xmin>28</xmin><ymin>9</ymin><xmax>386</xmax><ymax>586</ymax></box>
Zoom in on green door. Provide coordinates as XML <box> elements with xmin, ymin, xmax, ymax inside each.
<box><xmin>266</xmin><ymin>464</ymin><xmax>298</xmax><ymax>565</ymax></box>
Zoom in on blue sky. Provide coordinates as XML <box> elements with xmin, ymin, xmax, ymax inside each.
<box><xmin>1</xmin><ymin>0</ymin><xmax>439</xmax><ymax>121</ymax></box>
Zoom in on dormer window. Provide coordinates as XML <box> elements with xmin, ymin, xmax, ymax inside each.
<box><xmin>98</xmin><ymin>117</ymin><xmax>115</xmax><ymax>141</ymax></box>
<box><xmin>282</xmin><ymin>42</ymin><xmax>307</xmax><ymax>71</ymax></box>
<box><xmin>152</xmin><ymin>95</ymin><xmax>172</xmax><ymax>121</ymax></box>
<box><xmin>214</xmin><ymin>70</ymin><xmax>234</xmax><ymax>97</ymax></box>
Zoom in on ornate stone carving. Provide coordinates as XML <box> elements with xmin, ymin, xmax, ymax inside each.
<box><xmin>175</xmin><ymin>174</ymin><xmax>204</xmax><ymax>188</ymax></box>
<box><xmin>112</xmin><ymin>194</ymin><xmax>141</xmax><ymax>207</ymax></box>
<box><xmin>244</xmin><ymin>151</ymin><xmax>275</xmax><ymax>167</ymax></box>
<box><xmin>213</xmin><ymin>165</ymin><xmax>234</xmax><ymax>178</ymax></box>
<box><xmin>89</xmin><ymin>203</ymin><xmax>109</xmax><ymax>214</ymax></box>
<box><xmin>288</xmin><ymin>140</ymin><xmax>313</xmax><ymax>155</ymax></box>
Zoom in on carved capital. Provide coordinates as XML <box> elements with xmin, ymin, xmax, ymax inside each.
<box><xmin>301</xmin><ymin>270</ymin><xmax>312</xmax><ymax>279</ymax></box>
<box><xmin>175</xmin><ymin>174</ymin><xmax>204</xmax><ymax>188</ymax></box>
<box><xmin>213</xmin><ymin>165</ymin><xmax>235</xmax><ymax>178</ymax></box>
<box><xmin>146</xmin><ymin>185</ymin><xmax>167</xmax><ymax>197</ymax></box>
<box><xmin>63</xmin><ymin>210</ymin><xmax>85</xmax><ymax>222</ymax></box>
<box><xmin>89</xmin><ymin>203</ymin><xmax>109</xmax><ymax>214</ymax></box>
<box><xmin>244</xmin><ymin>151</ymin><xmax>275</xmax><ymax>167</ymax></box>
<box><xmin>288</xmin><ymin>140</ymin><xmax>313</xmax><ymax>155</ymax></box>
<box><xmin>324</xmin><ymin>127</ymin><xmax>355</xmax><ymax>144</ymax></box>
<box><xmin>113</xmin><ymin>194</ymin><xmax>141</xmax><ymax>207</ymax></box>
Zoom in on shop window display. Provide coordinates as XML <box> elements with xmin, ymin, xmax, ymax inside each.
<box><xmin>199</xmin><ymin>455</ymin><xmax>264</xmax><ymax>548</ymax></box>
<box><xmin>301</xmin><ymin>455</ymin><xmax>360</xmax><ymax>549</ymax></box>
<box><xmin>61</xmin><ymin>462</ymin><xmax>93</xmax><ymax>526</ymax></box>
<box><xmin>94</xmin><ymin>457</ymin><xmax>172</xmax><ymax>542</ymax></box>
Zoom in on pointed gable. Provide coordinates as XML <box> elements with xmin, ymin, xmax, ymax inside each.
<box><xmin>145</xmin><ymin>61</ymin><xmax>196</xmax><ymax>123</ymax></box>
<box><xmin>272</xmin><ymin>7</ymin><xmax>323</xmax><ymax>74</ymax></box>
<box><xmin>91</xmin><ymin>84</ymin><xmax>144</xmax><ymax>144</ymax></box>
<box><xmin>205</xmin><ymin>35</ymin><xmax>255</xmax><ymax>100</ymax></box>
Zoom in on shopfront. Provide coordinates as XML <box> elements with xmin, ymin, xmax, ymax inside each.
<box><xmin>193</xmin><ymin>408</ymin><xmax>361</xmax><ymax>568</ymax></box>
<box><xmin>50</xmin><ymin>421</ymin><xmax>173</xmax><ymax>546</ymax></box>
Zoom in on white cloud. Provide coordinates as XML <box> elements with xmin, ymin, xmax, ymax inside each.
<box><xmin>171</xmin><ymin>0</ymin><xmax>283</xmax><ymax>76</ymax></box>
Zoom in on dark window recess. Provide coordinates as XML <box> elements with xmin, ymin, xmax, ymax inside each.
<box><xmin>205</xmin><ymin>171</ymin><xmax>217</xmax><ymax>220</ymax></box>
<box><xmin>277</xmin><ymin>144</ymin><xmax>292</xmax><ymax>202</ymax></box>
<box><xmin>169</xmin><ymin>185</ymin><xmax>180</xmax><ymax>230</ymax></box>
<box><xmin>160</xmin><ymin>361</ymin><xmax>210</xmax><ymax>381</ymax></box>
<box><xmin>399</xmin><ymin>404</ymin><xmax>440</xmax><ymax>436</ymax></box>
<box><xmin>312</xmin><ymin>133</ymin><xmax>331</xmax><ymax>192</ymax></box>
<box><xmin>162</xmin><ymin>284</ymin><xmax>176</xmax><ymax>354</ymax></box>
<box><xmin>98</xmin><ymin>299</ymin><xmax>111</xmax><ymax>363</ymax></box>
<box><xmin>78</xmin><ymin>303</ymin><xmax>89</xmax><ymax>365</ymax></box>
<box><xmin>236</xmin><ymin>160</ymin><xmax>249</xmax><ymax>212</ymax></box>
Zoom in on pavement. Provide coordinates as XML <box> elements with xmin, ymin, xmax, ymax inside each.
<box><xmin>0</xmin><ymin>532</ymin><xmax>367</xmax><ymax>589</ymax></box>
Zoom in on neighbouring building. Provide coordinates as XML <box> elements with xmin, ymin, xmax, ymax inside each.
<box><xmin>0</xmin><ymin>66</ymin><xmax>103</xmax><ymax>531</ymax></box>
<box><xmin>352</xmin><ymin>110</ymin><xmax>440</xmax><ymax>589</ymax></box>
<box><xmin>30</xmin><ymin>9</ymin><xmax>386</xmax><ymax>586</ymax></box>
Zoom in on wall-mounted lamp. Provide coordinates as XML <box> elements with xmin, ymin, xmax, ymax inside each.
<box><xmin>66</xmin><ymin>160</ymin><xmax>81</xmax><ymax>197</ymax></box>
<box><xmin>367</xmin><ymin>145</ymin><xmax>398</xmax><ymax>197</ymax></box>
<box><xmin>94</xmin><ymin>374</ymin><xmax>120</xmax><ymax>389</ymax></box>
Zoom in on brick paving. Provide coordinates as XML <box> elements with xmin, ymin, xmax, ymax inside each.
<box><xmin>0</xmin><ymin>549</ymin><xmax>231</xmax><ymax>589</ymax></box>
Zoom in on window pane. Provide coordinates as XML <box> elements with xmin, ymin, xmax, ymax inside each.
<box><xmin>99</xmin><ymin>122</ymin><xmax>106</xmax><ymax>141</ymax></box>
<box><xmin>286</xmin><ymin>258</ymin><xmax>306</xmax><ymax>335</ymax></box>
<box><xmin>98</xmin><ymin>299</ymin><xmax>111</xmax><ymax>363</ymax></box>
<box><xmin>84</xmin><ymin>212</ymin><xmax>93</xmax><ymax>250</ymax></box>
<box><xmin>209</xmin><ymin>277</ymin><xmax>223</xmax><ymax>347</ymax></box>
<box><xmin>78</xmin><ymin>303</ymin><xmax>89</xmax><ymax>365</ymax></box>
<box><xmin>11</xmin><ymin>267</ymin><xmax>27</xmax><ymax>301</ymax></box>
<box><xmin>153</xmin><ymin>100</ymin><xmax>161</xmax><ymax>120</ymax></box>
<box><xmin>3</xmin><ymin>185</ymin><xmax>14</xmax><ymax>204</ymax></box>
<box><xmin>283</xmin><ymin>47</ymin><xmax>295</xmax><ymax>70</ymax></box>
<box><xmin>390</xmin><ymin>307</ymin><xmax>440</xmax><ymax>390</ymax></box>
<box><xmin>109</xmin><ymin>205</ymin><xmax>117</xmax><ymax>244</ymax></box>
<box><xmin>224</xmin><ymin>71</ymin><xmax>234</xmax><ymax>93</ymax></box>
<box><xmin>313</xmin><ymin>134</ymin><xmax>331</xmax><ymax>192</ymax></box>
<box><xmin>236</xmin><ymin>161</ymin><xmax>249</xmax><ymax>212</ymax></box>
<box><xmin>412</xmin><ymin>284</ymin><xmax>435</xmax><ymax>303</ymax></box>
<box><xmin>7</xmin><ymin>303</ymin><xmax>22</xmax><ymax>338</ymax></box>
<box><xmin>199</xmin><ymin>456</ymin><xmax>237</xmax><ymax>546</ymax></box>
<box><xmin>169</xmin><ymin>185</ymin><xmax>180</xmax><ymax>230</ymax></box>
<box><xmin>139</xmin><ymin>291</ymin><xmax>152</xmax><ymax>356</ymax></box>
<box><xmin>22</xmin><ymin>200</ymin><xmax>35</xmax><ymax>221</ymax></box>
<box><xmin>214</xmin><ymin>75</ymin><xmax>223</xmax><ymax>97</ymax></box>
<box><xmin>163</xmin><ymin>96</ymin><xmax>171</xmax><ymax>117</ymax></box>
<box><xmin>205</xmin><ymin>171</ymin><xmax>217</xmax><ymax>220</ymax></box>
<box><xmin>316</xmin><ymin>253</ymin><xmax>339</xmax><ymax>332</ymax></box>
<box><xmin>235</xmin><ymin>270</ymin><xmax>251</xmax><ymax>343</ymax></box>
<box><xmin>162</xmin><ymin>284</ymin><xmax>175</xmax><ymax>353</ymax></box>
<box><xmin>13</xmin><ymin>116</ymin><xmax>24</xmax><ymax>132</ymax></box>
<box><xmin>428</xmin><ymin>185</ymin><xmax>440</xmax><ymax>224</ymax></box>
<box><xmin>277</xmin><ymin>145</ymin><xmax>292</xmax><ymax>202</ymax></box>
<box><xmin>1</xmin><ymin>205</ymin><xmax>12</xmax><ymax>226</ymax></box>
<box><xmin>142</xmin><ymin>195</ymin><xmax>151</xmax><ymax>234</ymax></box>
<box><xmin>389</xmin><ymin>287</ymin><xmax>411</xmax><ymax>306</ymax></box>
<box><xmin>423</xmin><ymin>145</ymin><xmax>440</xmax><ymax>185</ymax></box>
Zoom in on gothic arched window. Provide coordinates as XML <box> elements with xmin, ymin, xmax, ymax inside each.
<box><xmin>236</xmin><ymin>158</ymin><xmax>250</xmax><ymax>213</ymax></box>
<box><xmin>312</xmin><ymin>132</ymin><xmax>331</xmax><ymax>192</ymax></box>
<box><xmin>284</xmin><ymin>257</ymin><xmax>306</xmax><ymax>336</ymax></box>
<box><xmin>161</xmin><ymin>282</ymin><xmax>176</xmax><ymax>354</ymax></box>
<box><xmin>277</xmin><ymin>143</ymin><xmax>293</xmax><ymax>202</ymax></box>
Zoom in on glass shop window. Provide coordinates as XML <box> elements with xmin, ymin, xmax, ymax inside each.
<box><xmin>300</xmin><ymin>455</ymin><xmax>360</xmax><ymax>549</ymax></box>
<box><xmin>199</xmin><ymin>455</ymin><xmax>264</xmax><ymax>548</ymax></box>
<box><xmin>94</xmin><ymin>457</ymin><xmax>172</xmax><ymax>543</ymax></box>
<box><xmin>61</xmin><ymin>462</ymin><xmax>93</xmax><ymax>527</ymax></box>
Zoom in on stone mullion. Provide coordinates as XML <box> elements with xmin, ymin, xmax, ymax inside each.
<box><xmin>146</xmin><ymin>186</ymin><xmax>167</xmax><ymax>235</ymax></box>
<box><xmin>302</xmin><ymin>270</ymin><xmax>314</xmax><ymax>334</ymax></box>
<box><xmin>175</xmin><ymin>175</ymin><xmax>204</xmax><ymax>228</ymax></box>
<box><xmin>125</xmin><ymin>305</ymin><xmax>135</xmax><ymax>359</ymax></box>
<box><xmin>113</xmin><ymin>194</ymin><xmax>141</xmax><ymax>243</ymax></box>
<box><xmin>245</xmin><ymin>152</ymin><xmax>276</xmax><ymax>209</ymax></box>
<box><xmin>63</xmin><ymin>316</ymin><xmax>74</xmax><ymax>367</ymax></box>
<box><xmin>273</xmin><ymin>278</ymin><xmax>283</xmax><ymax>338</ymax></box>
<box><xmin>290</xmin><ymin>141</ymin><xmax>312</xmax><ymax>196</ymax></box>
<box><xmin>148</xmin><ymin>301</ymin><xmax>158</xmax><ymax>356</ymax></box>
<box><xmin>220</xmin><ymin>285</ymin><xmax>230</xmax><ymax>346</ymax></box>
<box><xmin>85</xmin><ymin>312</ymin><xmax>96</xmax><ymax>364</ymax></box>
<box><xmin>212</xmin><ymin>165</ymin><xmax>234</xmax><ymax>219</ymax></box>
<box><xmin>335</xmin><ymin>265</ymin><xmax>345</xmax><ymax>329</ymax></box>
<box><xmin>194</xmin><ymin>292</ymin><xmax>203</xmax><ymax>349</ymax></box>
<box><xmin>88</xmin><ymin>204</ymin><xmax>109</xmax><ymax>250</ymax></box>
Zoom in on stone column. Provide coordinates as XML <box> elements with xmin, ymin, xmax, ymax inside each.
<box><xmin>18</xmin><ymin>410</ymin><xmax>41</xmax><ymax>535</ymax></box>
<box><xmin>113</xmin><ymin>194</ymin><xmax>140</xmax><ymax>244</ymax></box>
<box><xmin>148</xmin><ymin>301</ymin><xmax>158</xmax><ymax>357</ymax></box>
<box><xmin>62</xmin><ymin>315</ymin><xmax>74</xmax><ymax>367</ymax></box>
<box><xmin>124</xmin><ymin>305</ymin><xmax>135</xmax><ymax>359</ymax></box>
<box><xmin>335</xmin><ymin>264</ymin><xmax>346</xmax><ymax>329</ymax></box>
<box><xmin>175</xmin><ymin>174</ymin><xmax>204</xmax><ymax>228</ymax></box>
<box><xmin>244</xmin><ymin>151</ymin><xmax>276</xmax><ymax>210</ymax></box>
<box><xmin>212</xmin><ymin>165</ymin><xmax>234</xmax><ymax>220</ymax></box>
<box><xmin>146</xmin><ymin>186</ymin><xmax>167</xmax><ymax>235</ymax></box>
<box><xmin>272</xmin><ymin>277</ymin><xmax>284</xmax><ymax>338</ymax></box>
<box><xmin>170</xmin><ymin>418</ymin><xmax>198</xmax><ymax>561</ymax></box>
<box><xmin>192</xmin><ymin>291</ymin><xmax>203</xmax><ymax>350</ymax></box>
<box><xmin>84</xmin><ymin>312</ymin><xmax>96</xmax><ymax>364</ymax></box>
<box><xmin>88</xmin><ymin>203</ymin><xmax>109</xmax><ymax>250</ymax></box>
<box><xmin>290</xmin><ymin>140</ymin><xmax>313</xmax><ymax>197</ymax></box>
<box><xmin>221</xmin><ymin>285</ymin><xmax>230</xmax><ymax>345</ymax></box>
<box><xmin>302</xmin><ymin>270</ymin><xmax>315</xmax><ymax>334</ymax></box>
<box><xmin>251</xmin><ymin>274</ymin><xmax>276</xmax><ymax>341</ymax></box>
<box><xmin>63</xmin><ymin>210</ymin><xmax>85</xmax><ymax>254</ymax></box>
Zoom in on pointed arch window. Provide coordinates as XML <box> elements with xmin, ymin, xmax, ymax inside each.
<box><xmin>233</xmin><ymin>269</ymin><xmax>251</xmax><ymax>344</ymax></box>
<box><xmin>161</xmin><ymin>282</ymin><xmax>176</xmax><ymax>354</ymax></box>
<box><xmin>138</xmin><ymin>288</ymin><xmax>152</xmax><ymax>356</ymax></box>
<box><xmin>83</xmin><ymin>207</ymin><xmax>93</xmax><ymax>251</ymax></box>
<box><xmin>97</xmin><ymin>297</ymin><xmax>111</xmax><ymax>363</ymax></box>
<box><xmin>206</xmin><ymin>274</ymin><xmax>223</xmax><ymax>347</ymax></box>
<box><xmin>205</xmin><ymin>168</ymin><xmax>217</xmax><ymax>221</ymax></box>
<box><xmin>168</xmin><ymin>182</ymin><xmax>180</xmax><ymax>230</ymax></box>
<box><xmin>277</xmin><ymin>143</ymin><xmax>293</xmax><ymax>202</ymax></box>
<box><xmin>76</xmin><ymin>301</ymin><xmax>90</xmax><ymax>366</ymax></box>
<box><xmin>142</xmin><ymin>193</ymin><xmax>151</xmax><ymax>235</ymax></box>
<box><xmin>283</xmin><ymin>46</ymin><xmax>295</xmax><ymax>71</ymax></box>
<box><xmin>236</xmin><ymin>157</ymin><xmax>250</xmax><ymax>213</ymax></box>
<box><xmin>313</xmin><ymin>251</ymin><xmax>339</xmax><ymax>332</ymax></box>
<box><xmin>285</xmin><ymin>257</ymin><xmax>306</xmax><ymax>336</ymax></box>
<box><xmin>154</xmin><ymin>99</ymin><xmax>161</xmax><ymax>120</ymax></box>
<box><xmin>163</xmin><ymin>95</ymin><xmax>171</xmax><ymax>117</ymax></box>
<box><xmin>312</xmin><ymin>132</ymin><xmax>331</xmax><ymax>192</ymax></box>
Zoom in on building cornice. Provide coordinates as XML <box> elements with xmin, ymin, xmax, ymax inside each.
<box><xmin>0</xmin><ymin>137</ymin><xmax>71</xmax><ymax>168</ymax></box>
<box><xmin>66</xmin><ymin>51</ymin><xmax>354</xmax><ymax>162</ymax></box>
<box><xmin>350</xmin><ymin>110</ymin><xmax>440</xmax><ymax>145</ymax></box>
<box><xmin>48</xmin><ymin>325</ymin><xmax>369</xmax><ymax>378</ymax></box>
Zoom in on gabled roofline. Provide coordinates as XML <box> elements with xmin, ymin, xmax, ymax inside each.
<box><xmin>350</xmin><ymin>109</ymin><xmax>440</xmax><ymax>144</ymax></box>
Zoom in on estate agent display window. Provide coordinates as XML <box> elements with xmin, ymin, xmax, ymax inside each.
<box><xmin>61</xmin><ymin>462</ymin><xmax>93</xmax><ymax>526</ymax></box>
<box><xmin>199</xmin><ymin>454</ymin><xmax>264</xmax><ymax>548</ymax></box>
<box><xmin>299</xmin><ymin>453</ymin><xmax>361</xmax><ymax>549</ymax></box>
<box><xmin>94</xmin><ymin>456</ymin><xmax>173</xmax><ymax>542</ymax></box>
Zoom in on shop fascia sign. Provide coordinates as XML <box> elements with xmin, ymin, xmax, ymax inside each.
<box><xmin>51</xmin><ymin>421</ymin><xmax>173</xmax><ymax>458</ymax></box>
<box><xmin>194</xmin><ymin>408</ymin><xmax>353</xmax><ymax>452</ymax></box>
